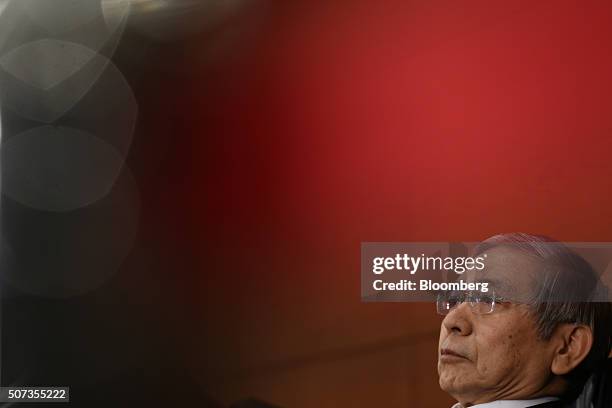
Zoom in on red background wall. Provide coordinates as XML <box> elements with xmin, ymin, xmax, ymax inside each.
<box><xmin>125</xmin><ymin>1</ymin><xmax>612</xmax><ymax>406</ymax></box>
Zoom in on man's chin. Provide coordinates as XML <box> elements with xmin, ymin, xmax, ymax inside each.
<box><xmin>438</xmin><ymin>359</ymin><xmax>470</xmax><ymax>378</ymax></box>
<box><xmin>438</xmin><ymin>369</ymin><xmax>473</xmax><ymax>397</ymax></box>
<box><xmin>439</xmin><ymin>373</ymin><xmax>490</xmax><ymax>407</ymax></box>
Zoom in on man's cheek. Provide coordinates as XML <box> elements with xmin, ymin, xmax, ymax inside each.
<box><xmin>475</xmin><ymin>348</ymin><xmax>513</xmax><ymax>384</ymax></box>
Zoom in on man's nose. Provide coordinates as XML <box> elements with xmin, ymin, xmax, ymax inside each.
<box><xmin>442</xmin><ymin>302</ymin><xmax>473</xmax><ymax>336</ymax></box>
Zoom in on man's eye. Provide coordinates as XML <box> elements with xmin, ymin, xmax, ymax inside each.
<box><xmin>447</xmin><ymin>298</ymin><xmax>461</xmax><ymax>306</ymax></box>
<box><xmin>448</xmin><ymin>291</ymin><xmax>464</xmax><ymax>299</ymax></box>
<box><xmin>475</xmin><ymin>296</ymin><xmax>494</xmax><ymax>304</ymax></box>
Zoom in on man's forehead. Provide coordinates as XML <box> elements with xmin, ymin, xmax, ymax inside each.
<box><xmin>468</xmin><ymin>246</ymin><xmax>541</xmax><ymax>300</ymax></box>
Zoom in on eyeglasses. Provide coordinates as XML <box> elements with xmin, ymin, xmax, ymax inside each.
<box><xmin>436</xmin><ymin>289</ymin><xmax>508</xmax><ymax>315</ymax></box>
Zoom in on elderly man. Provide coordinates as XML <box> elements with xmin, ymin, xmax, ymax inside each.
<box><xmin>437</xmin><ymin>233</ymin><xmax>612</xmax><ymax>408</ymax></box>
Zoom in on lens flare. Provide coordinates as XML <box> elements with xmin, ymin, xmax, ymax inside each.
<box><xmin>18</xmin><ymin>0</ymin><xmax>101</xmax><ymax>33</ymax></box>
<box><xmin>3</xmin><ymin>126</ymin><xmax>126</xmax><ymax>212</ymax></box>
<box><xmin>0</xmin><ymin>41</ymin><xmax>132</xmax><ymax>123</ymax></box>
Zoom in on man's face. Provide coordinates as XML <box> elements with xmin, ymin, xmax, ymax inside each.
<box><xmin>437</xmin><ymin>246</ymin><xmax>557</xmax><ymax>405</ymax></box>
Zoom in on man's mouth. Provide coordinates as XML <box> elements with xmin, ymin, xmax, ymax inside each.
<box><xmin>439</xmin><ymin>348</ymin><xmax>469</xmax><ymax>361</ymax></box>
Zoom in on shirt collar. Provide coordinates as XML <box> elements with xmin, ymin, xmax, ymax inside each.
<box><xmin>451</xmin><ymin>397</ymin><xmax>559</xmax><ymax>408</ymax></box>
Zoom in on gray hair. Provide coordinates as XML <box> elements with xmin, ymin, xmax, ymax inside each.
<box><xmin>474</xmin><ymin>233</ymin><xmax>612</xmax><ymax>396</ymax></box>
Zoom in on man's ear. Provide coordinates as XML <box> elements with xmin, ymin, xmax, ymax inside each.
<box><xmin>550</xmin><ymin>324</ymin><xmax>593</xmax><ymax>376</ymax></box>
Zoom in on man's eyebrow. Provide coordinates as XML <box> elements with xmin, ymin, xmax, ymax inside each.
<box><xmin>463</xmin><ymin>276</ymin><xmax>506</xmax><ymax>289</ymax></box>
<box><xmin>477</xmin><ymin>278</ymin><xmax>514</xmax><ymax>292</ymax></box>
